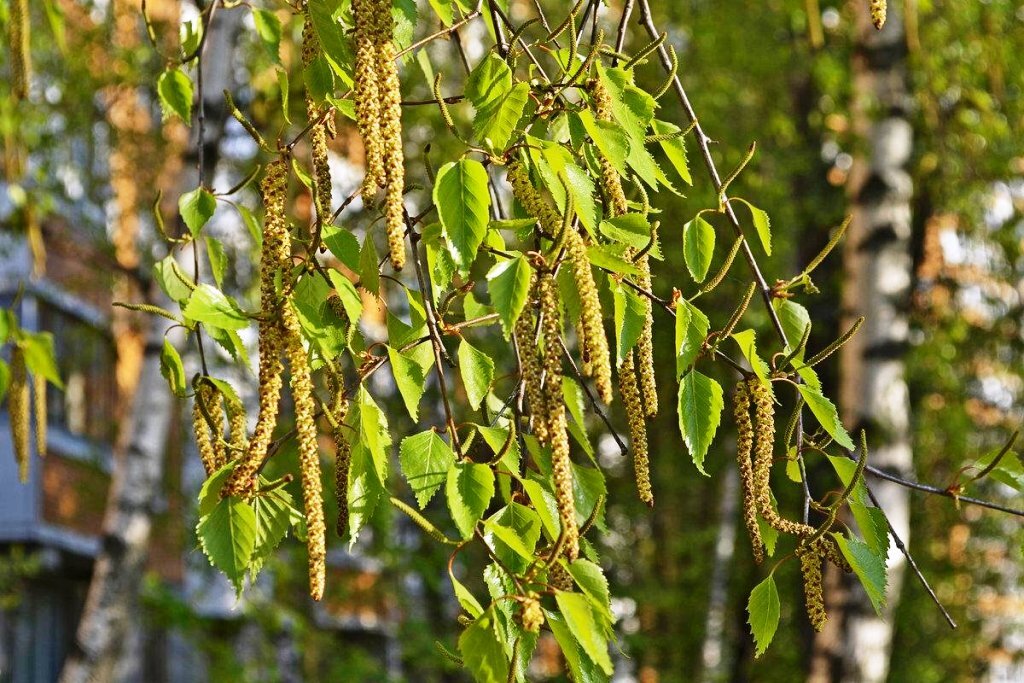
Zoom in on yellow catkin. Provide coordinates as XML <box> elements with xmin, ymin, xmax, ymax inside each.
<box><xmin>539</xmin><ymin>270</ymin><xmax>578</xmax><ymax>560</ymax></box>
<box><xmin>9</xmin><ymin>347</ymin><xmax>30</xmax><ymax>483</ymax></box>
<box><xmin>32</xmin><ymin>372</ymin><xmax>46</xmax><ymax>457</ymax></box>
<box><xmin>636</xmin><ymin>254</ymin><xmax>657</xmax><ymax>417</ymax></box>
<box><xmin>516</xmin><ymin>272</ymin><xmax>550</xmax><ymax>444</ymax></box>
<box><xmin>751</xmin><ymin>380</ymin><xmax>815</xmax><ymax>537</ymax></box>
<box><xmin>302</xmin><ymin>17</ymin><xmax>333</xmax><ymax>226</ymax></box>
<box><xmin>282</xmin><ymin>303</ymin><xmax>327</xmax><ymax>602</ymax></box>
<box><xmin>548</xmin><ymin>559</ymin><xmax>574</xmax><ymax>592</ymax></box>
<box><xmin>376</xmin><ymin>10</ymin><xmax>406</xmax><ymax>271</ymax></box>
<box><xmin>520</xmin><ymin>595</ymin><xmax>545</xmax><ymax>633</ymax></box>
<box><xmin>227</xmin><ymin>402</ymin><xmax>248</xmax><ymax>454</ymax></box>
<box><xmin>352</xmin><ymin>0</ymin><xmax>385</xmax><ymax>196</ymax></box>
<box><xmin>9</xmin><ymin>0</ymin><xmax>30</xmax><ymax>100</ymax></box>
<box><xmin>332</xmin><ymin>393</ymin><xmax>352</xmax><ymax>540</ymax></box>
<box><xmin>733</xmin><ymin>381</ymin><xmax>764</xmax><ymax>563</ymax></box>
<box><xmin>822</xmin><ymin>535</ymin><xmax>852</xmax><ymax>572</ymax></box>
<box><xmin>193</xmin><ymin>383</ymin><xmax>225</xmax><ymax>477</ymax></box>
<box><xmin>619</xmin><ymin>353</ymin><xmax>652</xmax><ymax>506</ymax></box>
<box><xmin>797</xmin><ymin>539</ymin><xmax>828</xmax><ymax>631</ymax></box>
<box><xmin>564</xmin><ymin>228</ymin><xmax>612</xmax><ymax>405</ymax></box>
<box><xmin>869</xmin><ymin>0</ymin><xmax>887</xmax><ymax>29</ymax></box>
<box><xmin>223</xmin><ymin>159</ymin><xmax>290</xmax><ymax>497</ymax></box>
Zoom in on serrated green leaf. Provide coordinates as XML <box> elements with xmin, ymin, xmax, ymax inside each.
<box><xmin>160</xmin><ymin>339</ymin><xmax>187</xmax><ymax>397</ymax></box>
<box><xmin>555</xmin><ymin>592</ymin><xmax>613</xmax><ymax>675</ymax></box>
<box><xmin>652</xmin><ymin>119</ymin><xmax>692</xmax><ymax>186</ymax></box>
<box><xmin>179</xmin><ymin>187</ymin><xmax>217</xmax><ymax>237</ymax></box>
<box><xmin>522</xmin><ymin>477</ymin><xmax>561</xmax><ymax>540</ymax></box>
<box><xmin>611</xmin><ymin>277</ymin><xmax>646</xmax><ymax>365</ymax></box>
<box><xmin>834</xmin><ymin>533</ymin><xmax>887</xmax><ymax>615</ymax></box>
<box><xmin>747</xmin><ymin>575</ymin><xmax>780</xmax><ymax>657</ymax></box>
<box><xmin>485</xmin><ymin>503</ymin><xmax>541</xmax><ymax>569</ymax></box>
<box><xmin>21</xmin><ymin>332</ymin><xmax>62</xmax><ymax>388</ymax></box>
<box><xmin>307</xmin><ymin>0</ymin><xmax>349</xmax><ymax>77</ymax></box>
<box><xmin>388</xmin><ymin>346</ymin><xmax>427</xmax><ymax>419</ymax></box>
<box><xmin>733</xmin><ymin>197</ymin><xmax>772</xmax><ymax>256</ymax></box>
<box><xmin>434</xmin><ymin>159</ymin><xmax>491</xmax><ymax>273</ymax></box>
<box><xmin>567</xmin><ymin>559</ymin><xmax>612</xmax><ymax>625</ymax></box>
<box><xmin>458</xmin><ymin>339</ymin><xmax>495</xmax><ymax>411</ymax></box>
<box><xmin>487</xmin><ymin>255</ymin><xmax>532</xmax><ymax>337</ymax></box>
<box><xmin>446</xmin><ymin>461</ymin><xmax>495</xmax><ymax>539</ymax></box>
<box><xmin>599</xmin><ymin>214</ymin><xmax>650</xmax><ymax>250</ymax></box>
<box><xmin>798</xmin><ymin>385</ymin><xmax>855</xmax><ymax>450</ymax></box>
<box><xmin>475</xmin><ymin>81</ymin><xmax>529</xmax><ymax>151</ymax></box>
<box><xmin>459</xmin><ymin>610</ymin><xmax>508</xmax><ymax>683</ymax></box>
<box><xmin>252</xmin><ymin>8</ymin><xmax>282</xmax><ymax>62</ymax></box>
<box><xmin>546</xmin><ymin>610</ymin><xmax>607</xmax><ymax>683</ymax></box>
<box><xmin>158</xmin><ymin>68</ymin><xmax>193</xmax><ymax>123</ymax></box>
<box><xmin>182</xmin><ymin>284</ymin><xmax>249</xmax><ymax>330</ymax></box>
<box><xmin>683</xmin><ymin>215</ymin><xmax>716</xmax><ymax>282</ymax></box>
<box><xmin>359</xmin><ymin>233</ymin><xmax>380</xmax><ymax>296</ymax></box>
<box><xmin>399</xmin><ymin>430</ymin><xmax>456</xmax><ymax>508</ymax></box>
<box><xmin>322</xmin><ymin>225</ymin><xmax>361</xmax><ymax>272</ymax></box>
<box><xmin>197</xmin><ymin>496</ymin><xmax>257</xmax><ymax>591</ymax></box>
<box><xmin>675</xmin><ymin>299</ymin><xmax>709</xmax><ymax>377</ymax></box>
<box><xmin>250</xmin><ymin>489</ymin><xmax>296</xmax><ymax>578</ymax></box>
<box><xmin>678</xmin><ymin>370</ymin><xmax>724</xmax><ymax>475</ymax></box>
<box><xmin>205</xmin><ymin>236</ymin><xmax>227</xmax><ymax>287</ymax></box>
<box><xmin>731</xmin><ymin>329</ymin><xmax>772</xmax><ymax>388</ymax></box>
<box><xmin>577</xmin><ymin>109</ymin><xmax>628</xmax><ymax>176</ymax></box>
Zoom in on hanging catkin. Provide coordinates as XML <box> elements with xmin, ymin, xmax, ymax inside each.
<box><xmin>193</xmin><ymin>382</ymin><xmax>225</xmax><ymax>476</ymax></box>
<box><xmin>9</xmin><ymin>0</ymin><xmax>30</xmax><ymax>100</ymax></box>
<box><xmin>797</xmin><ymin>539</ymin><xmax>828</xmax><ymax>631</ymax></box>
<box><xmin>282</xmin><ymin>302</ymin><xmax>327</xmax><ymax>602</ymax></box>
<box><xmin>750</xmin><ymin>380</ymin><xmax>815</xmax><ymax>537</ymax></box>
<box><xmin>302</xmin><ymin>16</ymin><xmax>334</xmax><ymax>227</ymax></box>
<box><xmin>352</xmin><ymin>0</ymin><xmax>385</xmax><ymax>196</ymax></box>
<box><xmin>32</xmin><ymin>372</ymin><xmax>46</xmax><ymax>457</ymax></box>
<box><xmin>539</xmin><ymin>269</ymin><xmax>579</xmax><ymax>560</ymax></box>
<box><xmin>223</xmin><ymin>159</ymin><xmax>290</xmax><ymax>497</ymax></box>
<box><xmin>619</xmin><ymin>353</ymin><xmax>653</xmax><ymax>506</ymax></box>
<box><xmin>375</xmin><ymin>0</ymin><xmax>406</xmax><ymax>271</ymax></box>
<box><xmin>733</xmin><ymin>381</ymin><xmax>764</xmax><ymax>563</ymax></box>
<box><xmin>9</xmin><ymin>347</ymin><xmax>30</xmax><ymax>483</ymax></box>
<box><xmin>869</xmin><ymin>0</ymin><xmax>887</xmax><ymax>29</ymax></box>
<box><xmin>515</xmin><ymin>271</ymin><xmax>550</xmax><ymax>444</ymax></box>
<box><xmin>329</xmin><ymin>370</ymin><xmax>353</xmax><ymax>540</ymax></box>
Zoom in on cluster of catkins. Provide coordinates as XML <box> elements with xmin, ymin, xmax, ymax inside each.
<box><xmin>6</xmin><ymin>346</ymin><xmax>46</xmax><ymax>482</ymax></box>
<box><xmin>733</xmin><ymin>379</ymin><xmax>851</xmax><ymax>631</ymax></box>
<box><xmin>352</xmin><ymin>0</ymin><xmax>405</xmax><ymax>269</ymax></box>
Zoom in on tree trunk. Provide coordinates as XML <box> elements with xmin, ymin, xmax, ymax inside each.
<box><xmin>60</xmin><ymin>3</ymin><xmax>242</xmax><ymax>679</ymax></box>
<box><xmin>810</xmin><ymin>3</ymin><xmax>914</xmax><ymax>681</ymax></box>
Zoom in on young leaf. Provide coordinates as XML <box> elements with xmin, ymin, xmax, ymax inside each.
<box><xmin>652</xmin><ymin>119</ymin><xmax>692</xmax><ymax>186</ymax></box>
<box><xmin>196</xmin><ymin>496</ymin><xmax>257</xmax><ymax>591</ymax></box>
<box><xmin>797</xmin><ymin>385</ymin><xmax>855</xmax><ymax>450</ymax></box>
<box><xmin>834</xmin><ymin>533</ymin><xmax>888</xmax><ymax>615</ymax></box>
<box><xmin>446</xmin><ymin>461</ymin><xmax>495</xmax><ymax>539</ymax></box>
<box><xmin>675</xmin><ymin>299</ymin><xmax>710</xmax><ymax>377</ymax></box>
<box><xmin>205</xmin><ymin>236</ymin><xmax>227</xmax><ymax>287</ymax></box>
<box><xmin>554</xmin><ymin>592</ymin><xmax>613</xmax><ymax>675</ymax></box>
<box><xmin>250</xmin><ymin>489</ymin><xmax>296</xmax><ymax>578</ymax></box>
<box><xmin>388</xmin><ymin>346</ymin><xmax>428</xmax><ymax>420</ymax></box>
<box><xmin>747</xmin><ymin>574</ymin><xmax>781</xmax><ymax>657</ymax></box>
<box><xmin>458</xmin><ymin>610</ymin><xmax>508</xmax><ymax>683</ymax></box>
<box><xmin>434</xmin><ymin>159</ymin><xmax>491</xmax><ymax>273</ymax></box>
<box><xmin>251</xmin><ymin>8</ymin><xmax>282</xmax><ymax>62</ymax></box>
<box><xmin>677</xmin><ymin>370</ymin><xmax>725</xmax><ymax>475</ymax></box>
<box><xmin>399</xmin><ymin>430</ymin><xmax>456</xmax><ymax>509</ymax></box>
<box><xmin>179</xmin><ymin>187</ymin><xmax>217</xmax><ymax>237</ymax></box>
<box><xmin>458</xmin><ymin>340</ymin><xmax>495</xmax><ymax>411</ymax></box>
<box><xmin>732</xmin><ymin>197</ymin><xmax>772</xmax><ymax>256</ymax></box>
<box><xmin>160</xmin><ymin>339</ymin><xmax>187</xmax><ymax>397</ymax></box>
<box><xmin>731</xmin><ymin>329</ymin><xmax>772</xmax><ymax>387</ymax></box>
<box><xmin>157</xmin><ymin>67</ymin><xmax>193</xmax><ymax>123</ymax></box>
<box><xmin>600</xmin><ymin>213</ymin><xmax>651</xmax><ymax>251</ymax></box>
<box><xmin>611</xmin><ymin>278</ymin><xmax>646</xmax><ymax>365</ymax></box>
<box><xmin>683</xmin><ymin>215</ymin><xmax>716</xmax><ymax>282</ymax></box>
<box><xmin>182</xmin><ymin>284</ymin><xmax>249</xmax><ymax>330</ymax></box>
<box><xmin>486</xmin><ymin>255</ymin><xmax>532</xmax><ymax>337</ymax></box>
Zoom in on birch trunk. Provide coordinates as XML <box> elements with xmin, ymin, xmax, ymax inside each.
<box><xmin>810</xmin><ymin>2</ymin><xmax>914</xmax><ymax>681</ymax></box>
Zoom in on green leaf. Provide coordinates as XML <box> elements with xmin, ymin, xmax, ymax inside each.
<box><xmin>451</xmin><ymin>571</ymin><xmax>485</xmax><ymax>618</ymax></box>
<box><xmin>0</xmin><ymin>361</ymin><xmax>9</xmax><ymax>403</ymax></box>
<box><xmin>486</xmin><ymin>255</ymin><xmax>532</xmax><ymax>337</ymax></box>
<box><xmin>732</xmin><ymin>197</ymin><xmax>772</xmax><ymax>256</ymax></box>
<box><xmin>566</xmin><ymin>559</ymin><xmax>612</xmax><ymax>624</ymax></box>
<box><xmin>307</xmin><ymin>0</ymin><xmax>350</xmax><ymax>77</ymax></box>
<box><xmin>399</xmin><ymin>430</ymin><xmax>456</xmax><ymax>508</ymax></box>
<box><xmin>205</xmin><ymin>236</ymin><xmax>227</xmax><ymax>287</ymax></box>
<box><xmin>652</xmin><ymin>120</ymin><xmax>692</xmax><ymax>186</ymax></box>
<box><xmin>675</xmin><ymin>300</ymin><xmax>710</xmax><ymax>377</ymax></box>
<box><xmin>731</xmin><ymin>329</ymin><xmax>772</xmax><ymax>388</ymax></box>
<box><xmin>157</xmin><ymin>68</ymin><xmax>193</xmax><ymax>123</ymax></box>
<box><xmin>446</xmin><ymin>461</ymin><xmax>495</xmax><ymax>539</ymax></box>
<box><xmin>434</xmin><ymin>159</ymin><xmax>491</xmax><ymax>273</ymax></box>
<box><xmin>522</xmin><ymin>477</ymin><xmax>561</xmax><ymax>541</ymax></box>
<box><xmin>359</xmin><ymin>234</ymin><xmax>380</xmax><ymax>296</ymax></box>
<box><xmin>179</xmin><ymin>187</ymin><xmax>217</xmax><ymax>237</ymax></box>
<box><xmin>546</xmin><ymin>610</ymin><xmax>606</xmax><ymax>683</ymax></box>
<box><xmin>834</xmin><ymin>533</ymin><xmax>887</xmax><ymax>615</ymax></box>
<box><xmin>683</xmin><ymin>215</ymin><xmax>716</xmax><ymax>282</ymax></box>
<box><xmin>797</xmin><ymin>385</ymin><xmax>855</xmax><ymax>450</ymax></box>
<box><xmin>197</xmin><ymin>496</ymin><xmax>257</xmax><ymax>591</ymax></box>
<box><xmin>586</xmin><ymin>244</ymin><xmax>641</xmax><ymax>276</ymax></box>
<box><xmin>578</xmin><ymin>110</ymin><xmax>628</xmax><ymax>176</ymax></box>
<box><xmin>475</xmin><ymin>81</ymin><xmax>529</xmax><ymax>151</ymax></box>
<box><xmin>252</xmin><ymin>8</ymin><xmax>282</xmax><ymax>62</ymax></box>
<box><xmin>458</xmin><ymin>340</ymin><xmax>495</xmax><ymax>411</ymax></box>
<box><xmin>599</xmin><ymin>214</ymin><xmax>651</xmax><ymax>251</ymax></box>
<box><xmin>485</xmin><ymin>503</ymin><xmax>541</xmax><ymax>569</ymax></box>
<box><xmin>459</xmin><ymin>610</ymin><xmax>508</xmax><ymax>683</ymax></box>
<box><xmin>611</xmin><ymin>277</ymin><xmax>646</xmax><ymax>365</ymax></box>
<box><xmin>160</xmin><ymin>339</ymin><xmax>187</xmax><ymax>397</ymax></box>
<box><xmin>427</xmin><ymin>0</ymin><xmax>454</xmax><ymax>25</ymax></box>
<box><xmin>183</xmin><ymin>284</ymin><xmax>249</xmax><ymax>330</ymax></box>
<box><xmin>747</xmin><ymin>575</ymin><xmax>781</xmax><ymax>657</ymax></box>
<box><xmin>21</xmin><ymin>332</ymin><xmax>62</xmax><ymax>388</ymax></box>
<box><xmin>250</xmin><ymin>489</ymin><xmax>297</xmax><ymax>578</ymax></box>
<box><xmin>677</xmin><ymin>370</ymin><xmax>724</xmax><ymax>475</ymax></box>
<box><xmin>555</xmin><ymin>592</ymin><xmax>613</xmax><ymax>675</ymax></box>
<box><xmin>388</xmin><ymin>346</ymin><xmax>427</xmax><ymax>420</ymax></box>
<box><xmin>322</xmin><ymin>225</ymin><xmax>361</xmax><ymax>272</ymax></box>
<box><xmin>357</xmin><ymin>387</ymin><xmax>391</xmax><ymax>486</ymax></box>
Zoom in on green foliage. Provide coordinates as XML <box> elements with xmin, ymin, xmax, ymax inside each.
<box><xmin>747</xmin><ymin>574</ymin><xmax>781</xmax><ymax>657</ymax></box>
